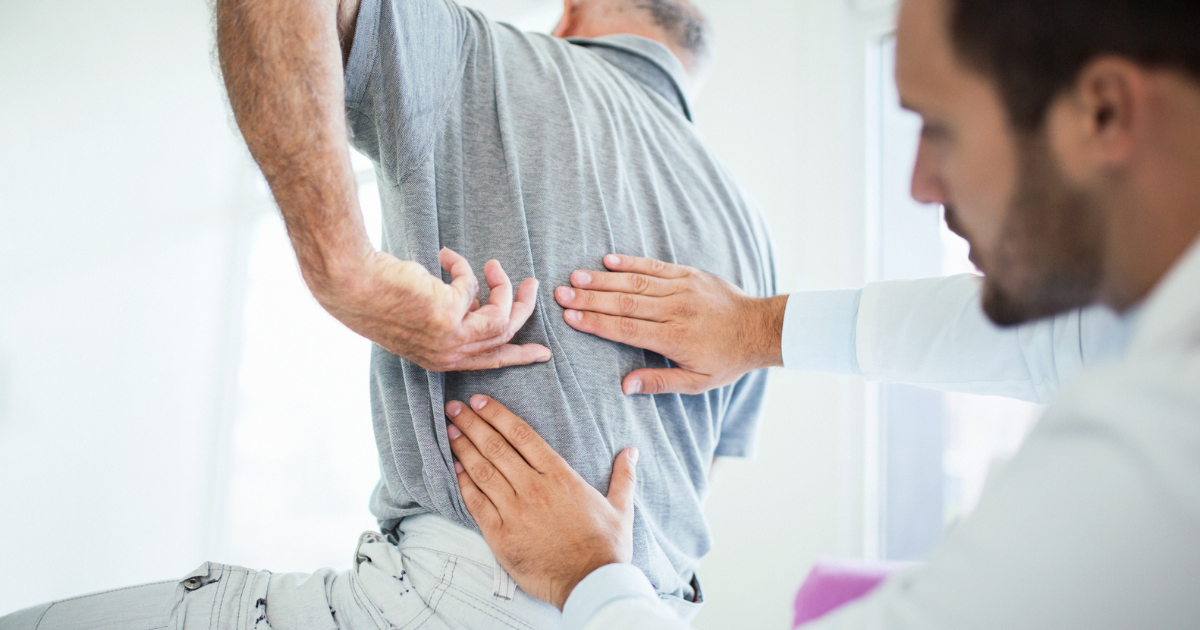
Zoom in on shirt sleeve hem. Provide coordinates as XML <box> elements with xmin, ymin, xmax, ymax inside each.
<box><xmin>562</xmin><ymin>563</ymin><xmax>659</xmax><ymax>630</ymax></box>
<box><xmin>781</xmin><ymin>289</ymin><xmax>863</xmax><ymax>375</ymax></box>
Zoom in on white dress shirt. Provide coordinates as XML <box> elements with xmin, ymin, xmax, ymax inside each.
<box><xmin>564</xmin><ymin>238</ymin><xmax>1200</xmax><ymax>630</ymax></box>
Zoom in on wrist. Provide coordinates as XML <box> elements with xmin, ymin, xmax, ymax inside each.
<box><xmin>554</xmin><ymin>556</ymin><xmax>622</xmax><ymax>611</ymax></box>
<box><xmin>742</xmin><ymin>295</ymin><xmax>787</xmax><ymax>370</ymax></box>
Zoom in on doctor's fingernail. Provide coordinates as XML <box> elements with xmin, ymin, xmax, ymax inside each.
<box><xmin>573</xmin><ymin>271</ymin><xmax>592</xmax><ymax>286</ymax></box>
<box><xmin>605</xmin><ymin>255</ymin><xmax>621</xmax><ymax>267</ymax></box>
<box><xmin>557</xmin><ymin>287</ymin><xmax>576</xmax><ymax>302</ymax></box>
<box><xmin>454</xmin><ymin>462</ymin><xmax>464</xmax><ymax>474</ymax></box>
<box><xmin>471</xmin><ymin>395</ymin><xmax>488</xmax><ymax>410</ymax></box>
<box><xmin>446</xmin><ymin>401</ymin><xmax>463</xmax><ymax>416</ymax></box>
<box><xmin>448</xmin><ymin>424</ymin><xmax>463</xmax><ymax>440</ymax></box>
<box><xmin>624</xmin><ymin>379</ymin><xmax>642</xmax><ymax>395</ymax></box>
<box><xmin>565</xmin><ymin>309</ymin><xmax>582</xmax><ymax>323</ymax></box>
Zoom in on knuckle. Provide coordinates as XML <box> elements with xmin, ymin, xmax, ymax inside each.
<box><xmin>618</xmin><ymin>316</ymin><xmax>639</xmax><ymax>339</ymax></box>
<box><xmin>549</xmin><ymin>469</ymin><xmax>574</xmax><ymax>487</ymax></box>
<box><xmin>509</xmin><ymin>423</ymin><xmax>536</xmax><ymax>446</ymax></box>
<box><xmin>465</xmin><ymin>492</ymin><xmax>489</xmax><ymax>514</ymax></box>
<box><xmin>471</xmin><ymin>463</ymin><xmax>496</xmax><ymax>484</ymax></box>
<box><xmin>482</xmin><ymin>317</ymin><xmax>505</xmax><ymax>338</ymax></box>
<box><xmin>482</xmin><ymin>436</ymin><xmax>509</xmax><ymax>459</ymax></box>
<box><xmin>649</xmin><ymin>259</ymin><xmax>666</xmax><ymax>273</ymax></box>
<box><xmin>433</xmin><ymin>312</ymin><xmax>458</xmax><ymax>335</ymax></box>
<box><xmin>618</xmin><ymin>294</ymin><xmax>639</xmax><ymax>316</ymax></box>
<box><xmin>630</xmin><ymin>274</ymin><xmax>651</xmax><ymax>294</ymax></box>
<box><xmin>648</xmin><ymin>373</ymin><xmax>669</xmax><ymax>393</ymax></box>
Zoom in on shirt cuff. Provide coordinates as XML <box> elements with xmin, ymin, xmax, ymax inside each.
<box><xmin>562</xmin><ymin>564</ymin><xmax>659</xmax><ymax>630</ymax></box>
<box><xmin>781</xmin><ymin>290</ymin><xmax>863</xmax><ymax>375</ymax></box>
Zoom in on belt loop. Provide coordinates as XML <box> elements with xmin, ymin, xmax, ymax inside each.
<box><xmin>355</xmin><ymin>531</ymin><xmax>385</xmax><ymax>565</ymax></box>
<box><xmin>492</xmin><ymin>563</ymin><xmax>517</xmax><ymax>601</ymax></box>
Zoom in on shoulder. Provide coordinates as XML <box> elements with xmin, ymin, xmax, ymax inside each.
<box><xmin>1029</xmin><ymin>353</ymin><xmax>1200</xmax><ymax>502</ymax></box>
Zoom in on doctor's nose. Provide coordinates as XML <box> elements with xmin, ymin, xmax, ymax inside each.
<box><xmin>910</xmin><ymin>138</ymin><xmax>946</xmax><ymax>206</ymax></box>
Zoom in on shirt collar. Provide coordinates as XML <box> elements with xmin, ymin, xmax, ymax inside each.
<box><xmin>1125</xmin><ymin>235</ymin><xmax>1200</xmax><ymax>358</ymax></box>
<box><xmin>567</xmin><ymin>34</ymin><xmax>693</xmax><ymax>122</ymax></box>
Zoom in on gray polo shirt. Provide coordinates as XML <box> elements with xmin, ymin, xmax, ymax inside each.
<box><xmin>344</xmin><ymin>0</ymin><xmax>778</xmax><ymax>602</ymax></box>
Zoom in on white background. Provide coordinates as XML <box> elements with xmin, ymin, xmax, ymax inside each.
<box><xmin>0</xmin><ymin>1</ymin><xmax>1014</xmax><ymax>628</ymax></box>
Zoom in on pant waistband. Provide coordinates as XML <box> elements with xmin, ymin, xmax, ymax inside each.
<box><xmin>395</xmin><ymin>512</ymin><xmax>498</xmax><ymax>568</ymax></box>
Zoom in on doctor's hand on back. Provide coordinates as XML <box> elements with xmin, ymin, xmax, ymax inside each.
<box><xmin>554</xmin><ymin>255</ymin><xmax>788</xmax><ymax>395</ymax></box>
<box><xmin>443</xmin><ymin>394</ymin><xmax>639</xmax><ymax>611</ymax></box>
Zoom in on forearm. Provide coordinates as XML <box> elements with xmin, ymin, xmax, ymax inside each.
<box><xmin>216</xmin><ymin>0</ymin><xmax>368</xmax><ymax>299</ymax></box>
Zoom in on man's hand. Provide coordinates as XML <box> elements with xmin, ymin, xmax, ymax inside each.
<box><xmin>554</xmin><ymin>255</ymin><xmax>787</xmax><ymax>395</ymax></box>
<box><xmin>445</xmin><ymin>395</ymin><xmax>638</xmax><ymax>610</ymax></box>
<box><xmin>322</xmin><ymin>248</ymin><xmax>549</xmax><ymax>371</ymax></box>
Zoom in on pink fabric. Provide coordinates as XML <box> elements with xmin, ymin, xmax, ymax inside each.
<box><xmin>793</xmin><ymin>558</ymin><xmax>914</xmax><ymax>627</ymax></box>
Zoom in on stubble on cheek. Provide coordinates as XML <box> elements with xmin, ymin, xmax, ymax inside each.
<box><xmin>980</xmin><ymin>137</ymin><xmax>1105</xmax><ymax>327</ymax></box>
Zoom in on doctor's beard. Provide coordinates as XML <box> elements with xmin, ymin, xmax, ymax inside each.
<box><xmin>955</xmin><ymin>135</ymin><xmax>1107</xmax><ymax>327</ymax></box>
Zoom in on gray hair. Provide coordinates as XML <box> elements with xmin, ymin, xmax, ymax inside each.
<box><xmin>632</xmin><ymin>0</ymin><xmax>713</xmax><ymax>69</ymax></box>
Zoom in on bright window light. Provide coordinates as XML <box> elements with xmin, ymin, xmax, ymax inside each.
<box><xmin>221</xmin><ymin>154</ymin><xmax>383</xmax><ymax>572</ymax></box>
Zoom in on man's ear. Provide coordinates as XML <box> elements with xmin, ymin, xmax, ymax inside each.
<box><xmin>551</xmin><ymin>0</ymin><xmax>577</xmax><ymax>39</ymax></box>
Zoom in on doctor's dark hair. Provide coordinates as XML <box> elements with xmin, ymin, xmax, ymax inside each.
<box><xmin>948</xmin><ymin>0</ymin><xmax>1200</xmax><ymax>132</ymax></box>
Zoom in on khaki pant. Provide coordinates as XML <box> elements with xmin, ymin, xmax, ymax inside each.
<box><xmin>0</xmin><ymin>514</ymin><xmax>563</xmax><ymax>630</ymax></box>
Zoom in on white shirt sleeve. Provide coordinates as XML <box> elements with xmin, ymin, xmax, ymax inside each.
<box><xmin>782</xmin><ymin>275</ymin><xmax>1129</xmax><ymax>403</ymax></box>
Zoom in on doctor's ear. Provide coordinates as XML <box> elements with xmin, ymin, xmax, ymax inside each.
<box><xmin>552</xmin><ymin>0</ymin><xmax>578</xmax><ymax>39</ymax></box>
<box><xmin>1060</xmin><ymin>57</ymin><xmax>1147</xmax><ymax>174</ymax></box>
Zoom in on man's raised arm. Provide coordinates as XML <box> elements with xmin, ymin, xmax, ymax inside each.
<box><xmin>215</xmin><ymin>0</ymin><xmax>549</xmax><ymax>372</ymax></box>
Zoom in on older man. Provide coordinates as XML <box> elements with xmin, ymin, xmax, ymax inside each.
<box><xmin>441</xmin><ymin>0</ymin><xmax>1200</xmax><ymax>628</ymax></box>
<box><xmin>0</xmin><ymin>0</ymin><xmax>778</xmax><ymax>629</ymax></box>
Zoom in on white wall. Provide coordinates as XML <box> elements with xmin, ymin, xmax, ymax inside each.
<box><xmin>688</xmin><ymin>1</ymin><xmax>894</xmax><ymax>627</ymax></box>
<box><xmin>0</xmin><ymin>0</ymin><xmax>254</xmax><ymax>613</ymax></box>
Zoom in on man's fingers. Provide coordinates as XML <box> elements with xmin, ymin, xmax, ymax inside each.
<box><xmin>482</xmin><ymin>259</ymin><xmax>515</xmax><ymax>318</ymax></box>
<box><xmin>568</xmin><ymin>270</ymin><xmax>673</xmax><ymax>297</ymax></box>
<box><xmin>561</xmin><ymin>310</ymin><xmax>669</xmax><ymax>355</ymax></box>
<box><xmin>606</xmin><ymin>447</ymin><xmax>639</xmax><ymax>521</ymax></box>
<box><xmin>601</xmin><ymin>254</ymin><xmax>691</xmax><ymax>279</ymax></box>
<box><xmin>448</xmin><ymin>399</ymin><xmax>537</xmax><ymax>485</ymax></box>
<box><xmin>466</xmin><ymin>395</ymin><xmax>563</xmax><ymax>474</ymax></box>
<box><xmin>464</xmin><ymin>267</ymin><xmax>538</xmax><ymax>343</ymax></box>
<box><xmin>451</xmin><ymin>343</ymin><xmax>552</xmax><ymax>370</ymax></box>
<box><xmin>447</xmin><ymin>403</ymin><xmax>517</xmax><ymax>506</ymax></box>
<box><xmin>555</xmin><ymin>286</ymin><xmax>668</xmax><ymax>322</ymax></box>
<box><xmin>456</xmin><ymin>463</ymin><xmax>503</xmax><ymax>532</ymax></box>
<box><xmin>507</xmin><ymin>277</ymin><xmax>540</xmax><ymax>335</ymax></box>
<box><xmin>622</xmin><ymin>367</ymin><xmax>717</xmax><ymax>396</ymax></box>
<box><xmin>441</xmin><ymin>247</ymin><xmax>479</xmax><ymax>310</ymax></box>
